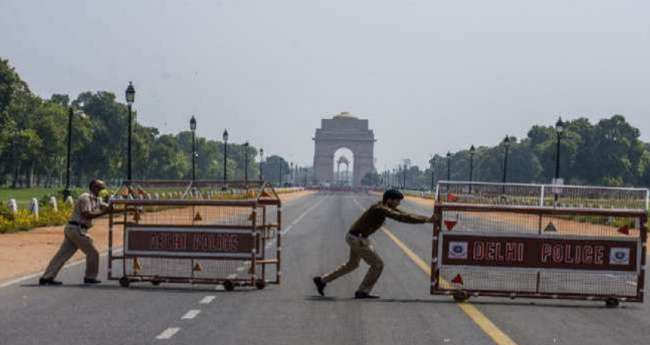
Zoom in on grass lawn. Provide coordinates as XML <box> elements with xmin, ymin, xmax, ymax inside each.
<box><xmin>0</xmin><ymin>187</ymin><xmax>70</xmax><ymax>208</ymax></box>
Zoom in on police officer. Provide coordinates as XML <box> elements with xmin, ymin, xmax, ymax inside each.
<box><xmin>313</xmin><ymin>189</ymin><xmax>435</xmax><ymax>299</ymax></box>
<box><xmin>39</xmin><ymin>179</ymin><xmax>110</xmax><ymax>285</ymax></box>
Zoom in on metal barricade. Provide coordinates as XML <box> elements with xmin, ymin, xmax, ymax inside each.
<box><xmin>432</xmin><ymin>181</ymin><xmax>648</xmax><ymax>306</ymax></box>
<box><xmin>107</xmin><ymin>180</ymin><xmax>282</xmax><ymax>290</ymax></box>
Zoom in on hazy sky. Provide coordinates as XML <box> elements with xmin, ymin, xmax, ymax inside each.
<box><xmin>2</xmin><ymin>0</ymin><xmax>649</xmax><ymax>170</ymax></box>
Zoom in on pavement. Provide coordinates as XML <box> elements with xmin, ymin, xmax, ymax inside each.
<box><xmin>1</xmin><ymin>192</ymin><xmax>649</xmax><ymax>345</ymax></box>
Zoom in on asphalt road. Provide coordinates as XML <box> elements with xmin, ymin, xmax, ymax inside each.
<box><xmin>1</xmin><ymin>192</ymin><xmax>648</xmax><ymax>345</ymax></box>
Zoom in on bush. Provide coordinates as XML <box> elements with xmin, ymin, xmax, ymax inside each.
<box><xmin>0</xmin><ymin>202</ymin><xmax>72</xmax><ymax>234</ymax></box>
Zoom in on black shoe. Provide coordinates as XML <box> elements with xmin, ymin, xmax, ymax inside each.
<box><xmin>313</xmin><ymin>277</ymin><xmax>326</xmax><ymax>296</ymax></box>
<box><xmin>38</xmin><ymin>278</ymin><xmax>63</xmax><ymax>286</ymax></box>
<box><xmin>83</xmin><ymin>278</ymin><xmax>101</xmax><ymax>284</ymax></box>
<box><xmin>354</xmin><ymin>291</ymin><xmax>380</xmax><ymax>299</ymax></box>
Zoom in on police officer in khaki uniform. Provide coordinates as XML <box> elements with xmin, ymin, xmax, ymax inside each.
<box><xmin>39</xmin><ymin>179</ymin><xmax>110</xmax><ymax>285</ymax></box>
<box><xmin>313</xmin><ymin>189</ymin><xmax>435</xmax><ymax>299</ymax></box>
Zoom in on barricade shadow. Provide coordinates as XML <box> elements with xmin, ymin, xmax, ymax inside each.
<box><xmin>305</xmin><ymin>295</ymin><xmax>638</xmax><ymax>309</ymax></box>
<box><xmin>21</xmin><ymin>283</ymin><xmax>255</xmax><ymax>294</ymax></box>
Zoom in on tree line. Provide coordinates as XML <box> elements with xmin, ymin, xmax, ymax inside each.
<box><xmin>379</xmin><ymin>115</ymin><xmax>650</xmax><ymax>189</ymax></box>
<box><xmin>0</xmin><ymin>58</ymin><xmax>293</xmax><ymax>188</ymax></box>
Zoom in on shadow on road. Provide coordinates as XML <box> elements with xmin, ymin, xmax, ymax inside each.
<box><xmin>21</xmin><ymin>283</ymin><xmax>259</xmax><ymax>294</ymax></box>
<box><xmin>305</xmin><ymin>295</ymin><xmax>638</xmax><ymax>309</ymax></box>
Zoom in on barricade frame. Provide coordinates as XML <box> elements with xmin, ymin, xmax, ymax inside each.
<box><xmin>431</xmin><ymin>182</ymin><xmax>649</xmax><ymax>305</ymax></box>
<box><xmin>107</xmin><ymin>180</ymin><xmax>282</xmax><ymax>290</ymax></box>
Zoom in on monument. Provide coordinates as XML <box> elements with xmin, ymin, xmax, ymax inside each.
<box><xmin>312</xmin><ymin>112</ymin><xmax>376</xmax><ymax>187</ymax></box>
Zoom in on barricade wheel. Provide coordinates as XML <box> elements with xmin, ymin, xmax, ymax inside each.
<box><xmin>255</xmin><ymin>279</ymin><xmax>266</xmax><ymax>290</ymax></box>
<box><xmin>223</xmin><ymin>280</ymin><xmax>235</xmax><ymax>291</ymax></box>
<box><xmin>605</xmin><ymin>298</ymin><xmax>619</xmax><ymax>308</ymax></box>
<box><xmin>453</xmin><ymin>291</ymin><xmax>469</xmax><ymax>302</ymax></box>
<box><xmin>119</xmin><ymin>277</ymin><xmax>130</xmax><ymax>288</ymax></box>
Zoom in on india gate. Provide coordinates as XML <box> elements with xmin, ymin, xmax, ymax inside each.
<box><xmin>312</xmin><ymin>112</ymin><xmax>376</xmax><ymax>187</ymax></box>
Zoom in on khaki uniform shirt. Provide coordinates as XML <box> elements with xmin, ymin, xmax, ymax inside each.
<box><xmin>69</xmin><ymin>193</ymin><xmax>99</xmax><ymax>231</ymax></box>
<box><xmin>348</xmin><ymin>202</ymin><xmax>429</xmax><ymax>237</ymax></box>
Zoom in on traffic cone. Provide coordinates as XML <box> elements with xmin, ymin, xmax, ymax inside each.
<box><xmin>193</xmin><ymin>262</ymin><xmax>203</xmax><ymax>272</ymax></box>
<box><xmin>194</xmin><ymin>212</ymin><xmax>203</xmax><ymax>221</ymax></box>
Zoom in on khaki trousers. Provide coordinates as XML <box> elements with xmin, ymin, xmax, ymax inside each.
<box><xmin>322</xmin><ymin>233</ymin><xmax>384</xmax><ymax>294</ymax></box>
<box><xmin>42</xmin><ymin>225</ymin><xmax>99</xmax><ymax>280</ymax></box>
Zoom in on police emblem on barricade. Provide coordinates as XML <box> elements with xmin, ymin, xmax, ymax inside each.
<box><xmin>448</xmin><ymin>241</ymin><xmax>468</xmax><ymax>259</ymax></box>
<box><xmin>609</xmin><ymin>247</ymin><xmax>630</xmax><ymax>265</ymax></box>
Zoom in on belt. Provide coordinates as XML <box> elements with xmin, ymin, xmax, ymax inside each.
<box><xmin>68</xmin><ymin>221</ymin><xmax>89</xmax><ymax>229</ymax></box>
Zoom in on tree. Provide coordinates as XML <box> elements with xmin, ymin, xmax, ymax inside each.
<box><xmin>361</xmin><ymin>171</ymin><xmax>381</xmax><ymax>187</ymax></box>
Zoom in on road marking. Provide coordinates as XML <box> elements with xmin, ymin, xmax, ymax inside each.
<box><xmin>181</xmin><ymin>309</ymin><xmax>201</xmax><ymax>320</ymax></box>
<box><xmin>227</xmin><ymin>274</ymin><xmax>237</xmax><ymax>279</ymax></box>
<box><xmin>352</xmin><ymin>197</ymin><xmax>518</xmax><ymax>345</ymax></box>
<box><xmin>281</xmin><ymin>195</ymin><xmax>329</xmax><ymax>235</ymax></box>
<box><xmin>215</xmin><ymin>285</ymin><xmax>225</xmax><ymax>291</ymax></box>
<box><xmin>199</xmin><ymin>296</ymin><xmax>216</xmax><ymax>304</ymax></box>
<box><xmin>156</xmin><ymin>327</ymin><xmax>180</xmax><ymax>340</ymax></box>
<box><xmin>236</xmin><ymin>266</ymin><xmax>246</xmax><ymax>272</ymax></box>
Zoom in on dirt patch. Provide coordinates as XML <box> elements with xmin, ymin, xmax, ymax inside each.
<box><xmin>0</xmin><ymin>190</ymin><xmax>314</xmax><ymax>283</ymax></box>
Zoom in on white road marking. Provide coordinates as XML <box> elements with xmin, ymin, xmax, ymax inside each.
<box><xmin>0</xmin><ymin>248</ymin><xmax>124</xmax><ymax>289</ymax></box>
<box><xmin>156</xmin><ymin>327</ymin><xmax>180</xmax><ymax>340</ymax></box>
<box><xmin>227</xmin><ymin>274</ymin><xmax>237</xmax><ymax>279</ymax></box>
<box><xmin>215</xmin><ymin>285</ymin><xmax>225</xmax><ymax>291</ymax></box>
<box><xmin>199</xmin><ymin>296</ymin><xmax>215</xmax><ymax>304</ymax></box>
<box><xmin>181</xmin><ymin>310</ymin><xmax>201</xmax><ymax>320</ymax></box>
<box><xmin>626</xmin><ymin>281</ymin><xmax>638</xmax><ymax>286</ymax></box>
<box><xmin>281</xmin><ymin>195</ymin><xmax>329</xmax><ymax>235</ymax></box>
<box><xmin>236</xmin><ymin>266</ymin><xmax>246</xmax><ymax>272</ymax></box>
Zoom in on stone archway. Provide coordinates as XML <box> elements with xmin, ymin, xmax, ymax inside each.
<box><xmin>312</xmin><ymin>112</ymin><xmax>376</xmax><ymax>187</ymax></box>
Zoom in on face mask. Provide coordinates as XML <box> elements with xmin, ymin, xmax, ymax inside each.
<box><xmin>98</xmin><ymin>188</ymin><xmax>110</xmax><ymax>201</ymax></box>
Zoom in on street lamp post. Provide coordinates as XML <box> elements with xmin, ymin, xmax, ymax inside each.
<box><xmin>64</xmin><ymin>106</ymin><xmax>85</xmax><ymax>199</ymax></box>
<box><xmin>403</xmin><ymin>164</ymin><xmax>407</xmax><ymax>189</ymax></box>
<box><xmin>259</xmin><ymin>148</ymin><xmax>264</xmax><ymax>180</ymax></box>
<box><xmin>446</xmin><ymin>152</ymin><xmax>451</xmax><ymax>181</ymax></box>
<box><xmin>469</xmin><ymin>145</ymin><xmax>476</xmax><ymax>193</ymax></box>
<box><xmin>502</xmin><ymin>135</ymin><xmax>510</xmax><ymax>193</ymax></box>
<box><xmin>190</xmin><ymin>116</ymin><xmax>197</xmax><ymax>182</ymax></box>
<box><xmin>554</xmin><ymin>117</ymin><xmax>564</xmax><ymax>203</ymax></box>
<box><xmin>222</xmin><ymin>129</ymin><xmax>229</xmax><ymax>183</ymax></box>
<box><xmin>430</xmin><ymin>157</ymin><xmax>435</xmax><ymax>192</ymax></box>
<box><xmin>554</xmin><ymin>117</ymin><xmax>564</xmax><ymax>181</ymax></box>
<box><xmin>290</xmin><ymin>162</ymin><xmax>294</xmax><ymax>186</ymax></box>
<box><xmin>243</xmin><ymin>142</ymin><xmax>249</xmax><ymax>183</ymax></box>
<box><xmin>125</xmin><ymin>82</ymin><xmax>135</xmax><ymax>181</ymax></box>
